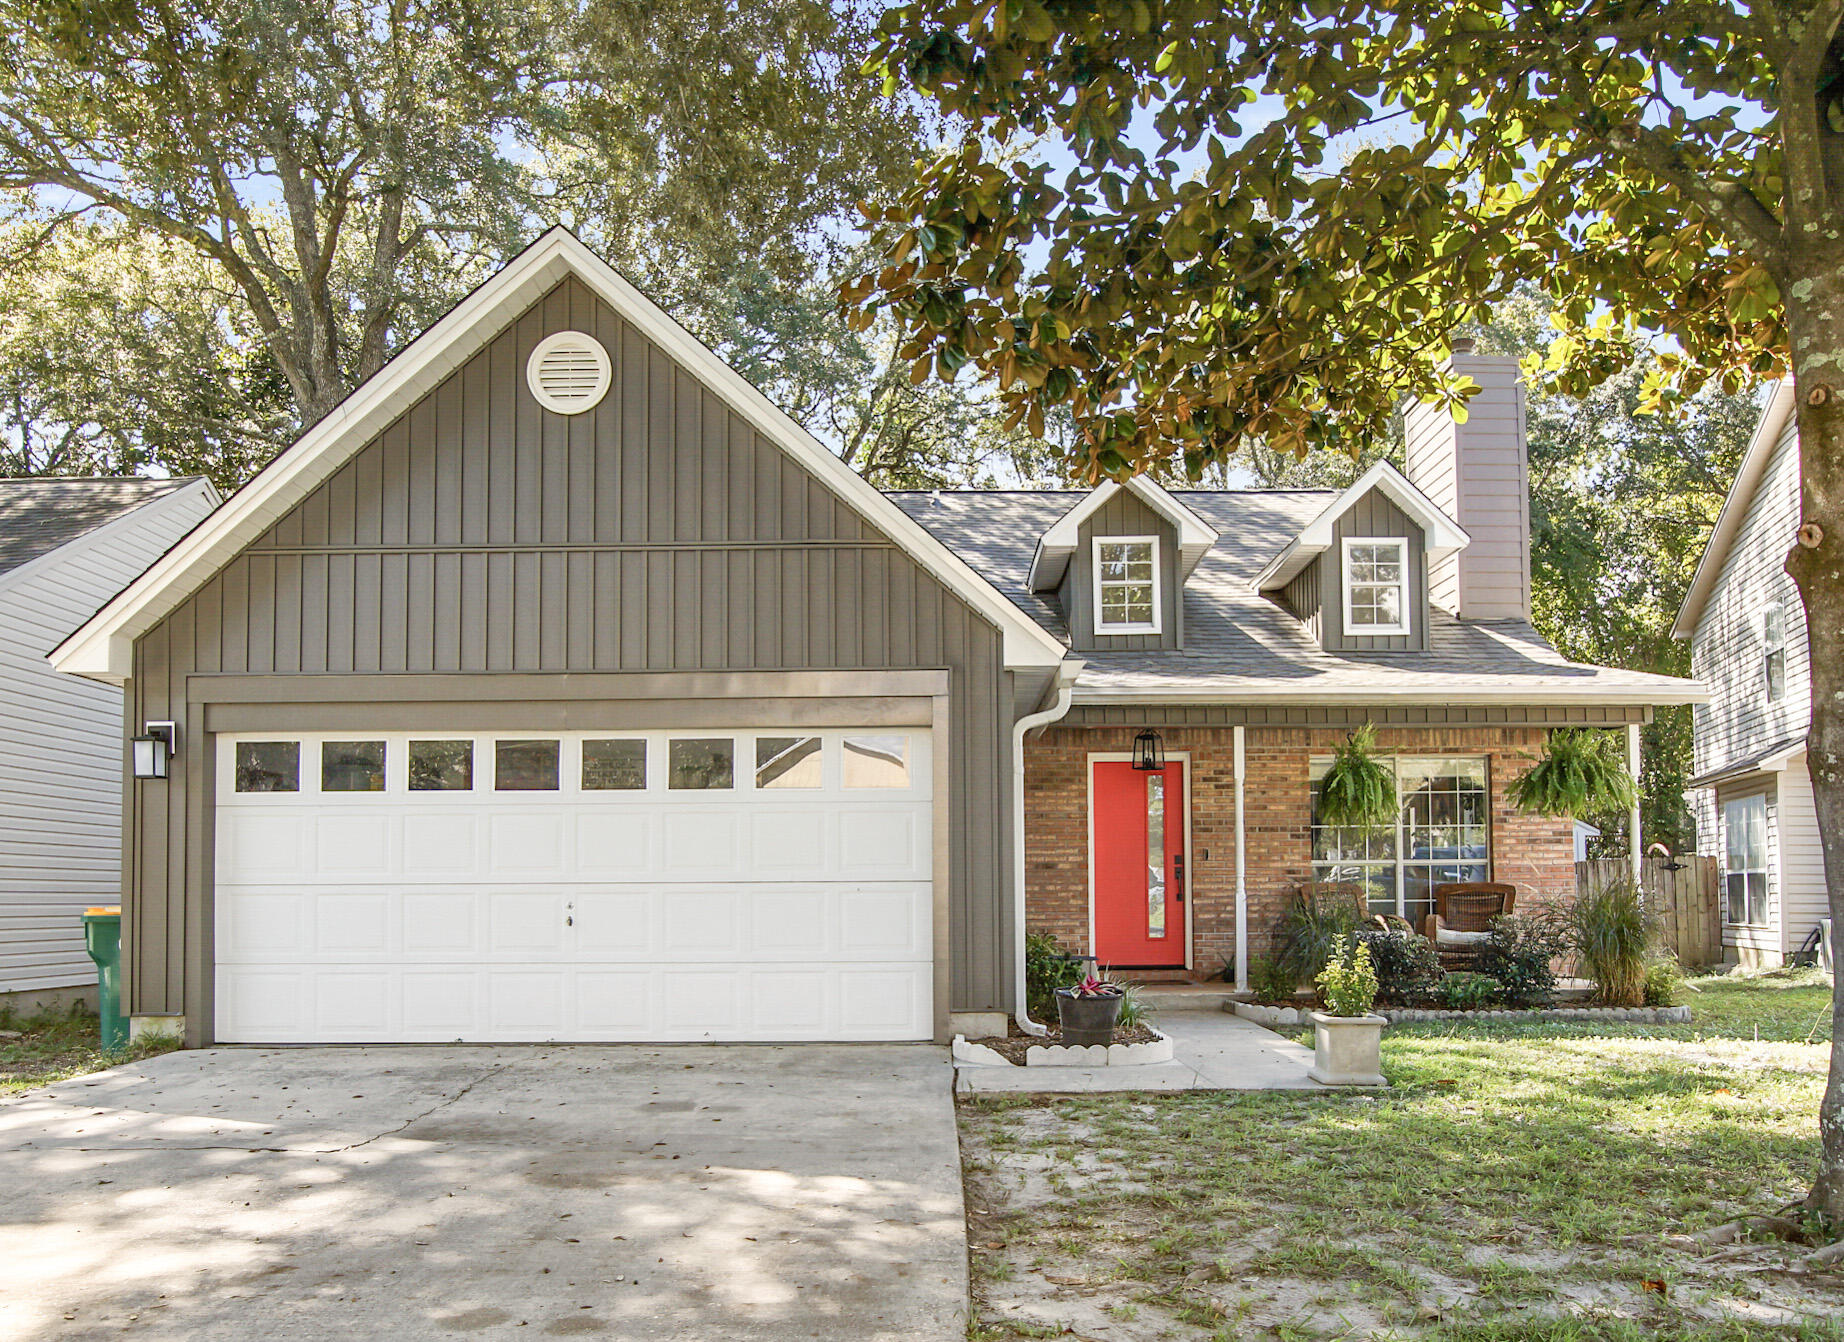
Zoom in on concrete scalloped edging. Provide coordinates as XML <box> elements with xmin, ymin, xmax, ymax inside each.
<box><xmin>1232</xmin><ymin>1001</ymin><xmax>1693</xmax><ymax>1028</ymax></box>
<box><xmin>951</xmin><ymin>1029</ymin><xmax>1176</xmax><ymax>1068</ymax></box>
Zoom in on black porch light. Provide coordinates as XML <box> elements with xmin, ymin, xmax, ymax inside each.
<box><xmin>132</xmin><ymin>721</ymin><xmax>178</xmax><ymax>780</ymax></box>
<box><xmin>1131</xmin><ymin>727</ymin><xmax>1165</xmax><ymax>772</ymax></box>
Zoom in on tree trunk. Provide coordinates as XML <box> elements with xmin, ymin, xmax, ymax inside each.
<box><xmin>1782</xmin><ymin>267</ymin><xmax>1844</xmax><ymax>1227</ymax></box>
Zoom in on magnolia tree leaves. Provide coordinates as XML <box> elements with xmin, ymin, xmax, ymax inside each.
<box><xmin>847</xmin><ymin>0</ymin><xmax>1798</xmax><ymax>482</ymax></box>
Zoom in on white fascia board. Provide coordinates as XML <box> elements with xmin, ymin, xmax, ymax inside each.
<box><xmin>54</xmin><ymin>228</ymin><xmax>1067</xmax><ymax>681</ymax></box>
<box><xmin>1254</xmin><ymin>460</ymin><xmax>1470</xmax><ymax>592</ymax></box>
<box><xmin>1672</xmin><ymin>380</ymin><xmax>1794</xmax><ymax>641</ymax></box>
<box><xmin>1071</xmin><ymin>679</ymin><xmax>1710</xmax><ymax>708</ymax></box>
<box><xmin>1025</xmin><ymin>476</ymin><xmax>1220</xmax><ymax>592</ymax></box>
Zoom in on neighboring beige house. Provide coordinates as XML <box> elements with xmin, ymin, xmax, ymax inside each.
<box><xmin>1675</xmin><ymin>382</ymin><xmax>1830</xmax><ymax>968</ymax></box>
<box><xmin>0</xmin><ymin>477</ymin><xmax>218</xmax><ymax>1011</ymax></box>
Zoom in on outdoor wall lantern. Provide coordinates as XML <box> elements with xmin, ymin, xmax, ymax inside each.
<box><xmin>1132</xmin><ymin>727</ymin><xmax>1165</xmax><ymax>772</ymax></box>
<box><xmin>132</xmin><ymin>721</ymin><xmax>178</xmax><ymax>780</ymax></box>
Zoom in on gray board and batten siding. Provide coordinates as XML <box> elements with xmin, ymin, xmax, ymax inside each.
<box><xmin>124</xmin><ymin>275</ymin><xmax>1016</xmax><ymax>1039</ymax></box>
<box><xmin>1059</xmin><ymin>487</ymin><xmax>1183</xmax><ymax>652</ymax></box>
<box><xmin>1278</xmin><ymin>485</ymin><xmax>1429</xmax><ymax>653</ymax></box>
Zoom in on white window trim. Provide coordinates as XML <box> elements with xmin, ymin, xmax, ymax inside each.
<box><xmin>1341</xmin><ymin>535</ymin><xmax>1411</xmax><ymax>637</ymax></box>
<box><xmin>1722</xmin><ymin>792</ymin><xmax>1773</xmax><ymax>928</ymax></box>
<box><xmin>1762</xmin><ymin>601</ymin><xmax>1787</xmax><ymax>703</ymax></box>
<box><xmin>1091</xmin><ymin>534</ymin><xmax>1162</xmax><ymax>636</ymax></box>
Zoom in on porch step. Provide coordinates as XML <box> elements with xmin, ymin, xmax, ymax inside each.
<box><xmin>1130</xmin><ymin>983</ymin><xmax>1251</xmax><ymax>1012</ymax></box>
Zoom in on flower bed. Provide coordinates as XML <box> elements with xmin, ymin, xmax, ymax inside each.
<box><xmin>1234</xmin><ymin>1001</ymin><xmax>1692</xmax><ymax>1028</ymax></box>
<box><xmin>954</xmin><ymin>1024</ymin><xmax>1174</xmax><ymax>1068</ymax></box>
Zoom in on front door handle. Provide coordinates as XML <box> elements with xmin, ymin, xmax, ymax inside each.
<box><xmin>1172</xmin><ymin>853</ymin><xmax>1185</xmax><ymax>902</ymax></box>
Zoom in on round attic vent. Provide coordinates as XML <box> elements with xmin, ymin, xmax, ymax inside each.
<box><xmin>527</xmin><ymin>331</ymin><xmax>611</xmax><ymax>414</ymax></box>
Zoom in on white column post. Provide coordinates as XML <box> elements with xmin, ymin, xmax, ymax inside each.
<box><xmin>1627</xmin><ymin>722</ymin><xmax>1643</xmax><ymax>884</ymax></box>
<box><xmin>1234</xmin><ymin>724</ymin><xmax>1248</xmax><ymax>991</ymax></box>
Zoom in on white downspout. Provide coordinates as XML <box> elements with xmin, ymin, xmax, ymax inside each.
<box><xmin>1235</xmin><ymin>724</ymin><xmax>1248</xmax><ymax>991</ymax></box>
<box><xmin>1012</xmin><ymin>660</ymin><xmax>1083</xmax><ymax>1034</ymax></box>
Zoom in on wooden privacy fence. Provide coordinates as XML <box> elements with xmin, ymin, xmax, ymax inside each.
<box><xmin>1575</xmin><ymin>856</ymin><xmax>1723</xmax><ymax>968</ymax></box>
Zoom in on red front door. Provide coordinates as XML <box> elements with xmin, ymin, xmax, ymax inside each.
<box><xmin>1093</xmin><ymin>759</ymin><xmax>1186</xmax><ymax>968</ymax></box>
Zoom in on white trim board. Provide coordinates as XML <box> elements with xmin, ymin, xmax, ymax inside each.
<box><xmin>52</xmin><ymin>228</ymin><xmax>1068</xmax><ymax>683</ymax></box>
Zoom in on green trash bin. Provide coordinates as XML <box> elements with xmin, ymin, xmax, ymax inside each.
<box><xmin>82</xmin><ymin>907</ymin><xmax>126</xmax><ymax>1050</ymax></box>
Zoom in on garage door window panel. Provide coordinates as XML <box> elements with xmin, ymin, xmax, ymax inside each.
<box><xmin>235</xmin><ymin>740</ymin><xmax>300</xmax><ymax>793</ymax></box>
<box><xmin>410</xmin><ymin>739</ymin><xmax>473</xmax><ymax>791</ymax></box>
<box><xmin>322</xmin><ymin>740</ymin><xmax>387</xmax><ymax>792</ymax></box>
<box><xmin>670</xmin><ymin>738</ymin><xmax>734</xmax><ymax>790</ymax></box>
<box><xmin>843</xmin><ymin>735</ymin><xmax>910</xmax><ymax>789</ymax></box>
<box><xmin>756</xmin><ymin>736</ymin><xmax>822</xmax><ymax>789</ymax></box>
<box><xmin>583</xmin><ymin>738</ymin><xmax>647</xmax><ymax>790</ymax></box>
<box><xmin>496</xmin><ymin>739</ymin><xmax>560</xmax><ymax>791</ymax></box>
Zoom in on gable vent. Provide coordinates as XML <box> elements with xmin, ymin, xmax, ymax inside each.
<box><xmin>527</xmin><ymin>331</ymin><xmax>611</xmax><ymax>414</ymax></box>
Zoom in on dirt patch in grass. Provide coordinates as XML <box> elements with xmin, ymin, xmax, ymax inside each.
<box><xmin>0</xmin><ymin>1009</ymin><xmax>179</xmax><ymax>1097</ymax></box>
<box><xmin>961</xmin><ymin>975</ymin><xmax>1844</xmax><ymax>1340</ymax></box>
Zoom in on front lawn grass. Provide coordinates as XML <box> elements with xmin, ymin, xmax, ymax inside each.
<box><xmin>962</xmin><ymin>967</ymin><xmax>1844</xmax><ymax>1340</ymax></box>
<box><xmin>0</xmin><ymin>1007</ymin><xmax>179</xmax><ymax>1097</ymax></box>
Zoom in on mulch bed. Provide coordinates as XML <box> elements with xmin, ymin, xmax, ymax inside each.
<box><xmin>967</xmin><ymin>1020</ymin><xmax>1160</xmax><ymax>1066</ymax></box>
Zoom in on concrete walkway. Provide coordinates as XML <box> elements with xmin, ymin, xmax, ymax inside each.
<box><xmin>955</xmin><ymin>1011</ymin><xmax>1323</xmax><ymax>1094</ymax></box>
<box><xmin>0</xmin><ymin>1044</ymin><xmax>965</xmax><ymax>1341</ymax></box>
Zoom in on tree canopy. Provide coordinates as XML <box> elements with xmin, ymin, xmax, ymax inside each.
<box><xmin>0</xmin><ymin>0</ymin><xmax>926</xmax><ymax>431</ymax></box>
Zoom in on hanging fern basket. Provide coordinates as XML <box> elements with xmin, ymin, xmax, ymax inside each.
<box><xmin>1508</xmin><ymin>728</ymin><xmax>1638</xmax><ymax>818</ymax></box>
<box><xmin>1316</xmin><ymin>724</ymin><xmax>1398</xmax><ymax>828</ymax></box>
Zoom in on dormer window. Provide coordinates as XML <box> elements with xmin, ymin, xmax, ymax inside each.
<box><xmin>1343</xmin><ymin>537</ymin><xmax>1410</xmax><ymax>636</ymax></box>
<box><xmin>1094</xmin><ymin>536</ymin><xmax>1161</xmax><ymax>634</ymax></box>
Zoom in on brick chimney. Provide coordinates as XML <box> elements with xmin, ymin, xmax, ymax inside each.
<box><xmin>1402</xmin><ymin>341</ymin><xmax>1532</xmax><ymax>622</ymax></box>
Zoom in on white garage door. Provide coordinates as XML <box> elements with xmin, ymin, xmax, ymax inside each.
<box><xmin>213</xmin><ymin>728</ymin><xmax>933</xmax><ymax>1043</ymax></box>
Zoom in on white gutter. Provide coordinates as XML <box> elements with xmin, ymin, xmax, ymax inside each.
<box><xmin>1012</xmin><ymin>659</ymin><xmax>1084</xmax><ymax>1035</ymax></box>
<box><xmin>1070</xmin><ymin>684</ymin><xmax>1709</xmax><ymax>707</ymax></box>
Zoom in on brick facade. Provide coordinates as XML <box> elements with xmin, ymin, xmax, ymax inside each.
<box><xmin>1023</xmin><ymin>724</ymin><xmax>1577</xmax><ymax>978</ymax></box>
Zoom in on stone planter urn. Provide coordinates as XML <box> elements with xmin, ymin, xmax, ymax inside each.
<box><xmin>1054</xmin><ymin>987</ymin><xmax>1124</xmax><ymax>1047</ymax></box>
<box><xmin>1308</xmin><ymin>1011</ymin><xmax>1387</xmax><ymax>1086</ymax></box>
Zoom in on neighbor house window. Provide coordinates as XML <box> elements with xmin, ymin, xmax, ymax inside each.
<box><xmin>1763</xmin><ymin>602</ymin><xmax>1787</xmax><ymax>703</ymax></box>
<box><xmin>1723</xmin><ymin>793</ymin><xmax>1771</xmax><ymax>926</ymax></box>
<box><xmin>1310</xmin><ymin>756</ymin><xmax>1488</xmax><ymax>929</ymax></box>
<box><xmin>1093</xmin><ymin>536</ymin><xmax>1160</xmax><ymax>634</ymax></box>
<box><xmin>1342</xmin><ymin>537</ymin><xmax>1410</xmax><ymax>635</ymax></box>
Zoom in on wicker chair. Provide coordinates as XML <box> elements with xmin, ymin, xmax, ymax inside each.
<box><xmin>1423</xmin><ymin>882</ymin><xmax>1517</xmax><ymax>969</ymax></box>
<box><xmin>1294</xmin><ymin>881</ymin><xmax>1417</xmax><ymax>936</ymax></box>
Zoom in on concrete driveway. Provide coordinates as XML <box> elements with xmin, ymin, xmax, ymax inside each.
<box><xmin>0</xmin><ymin>1044</ymin><xmax>965</xmax><ymax>1341</ymax></box>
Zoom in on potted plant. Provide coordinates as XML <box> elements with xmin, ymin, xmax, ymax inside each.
<box><xmin>1507</xmin><ymin>728</ymin><xmax>1637</xmax><ymax>818</ymax></box>
<box><xmin>1308</xmin><ymin>941</ymin><xmax>1387</xmax><ymax>1086</ymax></box>
<box><xmin>1055</xmin><ymin>973</ymin><xmax>1126</xmax><ymax>1046</ymax></box>
<box><xmin>1315</xmin><ymin>723</ymin><xmax>1398</xmax><ymax>828</ymax></box>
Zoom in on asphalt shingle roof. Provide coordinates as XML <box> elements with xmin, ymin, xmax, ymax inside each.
<box><xmin>889</xmin><ymin>488</ymin><xmax>1701</xmax><ymax>703</ymax></box>
<box><xmin>0</xmin><ymin>477</ymin><xmax>194</xmax><ymax>579</ymax></box>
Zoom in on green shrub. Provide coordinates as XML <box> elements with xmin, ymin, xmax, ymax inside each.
<box><xmin>1354</xmin><ymin>928</ymin><xmax>1442</xmax><ymax>1004</ymax></box>
<box><xmin>1643</xmin><ymin>958</ymin><xmax>1683</xmax><ymax>1007</ymax></box>
<box><xmin>1475</xmin><ymin>914</ymin><xmax>1568</xmax><ymax>1008</ymax></box>
<box><xmin>1566</xmin><ymin>879</ymin><xmax>1658</xmax><ymax>1007</ymax></box>
<box><xmin>1249</xmin><ymin>955</ymin><xmax>1299</xmax><ymax>1003</ymax></box>
<box><xmin>1024</xmin><ymin>931</ymin><xmax>1086</xmax><ymax>1022</ymax></box>
<box><xmin>1315</xmin><ymin>941</ymin><xmax>1380</xmax><ymax>1017</ymax></box>
<box><xmin>1276</xmin><ymin>892</ymin><xmax>1361</xmax><ymax>985</ymax></box>
<box><xmin>1438</xmin><ymin>972</ymin><xmax>1504</xmax><ymax>1010</ymax></box>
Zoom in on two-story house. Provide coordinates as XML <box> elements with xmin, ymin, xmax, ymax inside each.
<box><xmin>49</xmin><ymin>231</ymin><xmax>1702</xmax><ymax>1048</ymax></box>
<box><xmin>1675</xmin><ymin>382</ymin><xmax>1830</xmax><ymax>968</ymax></box>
